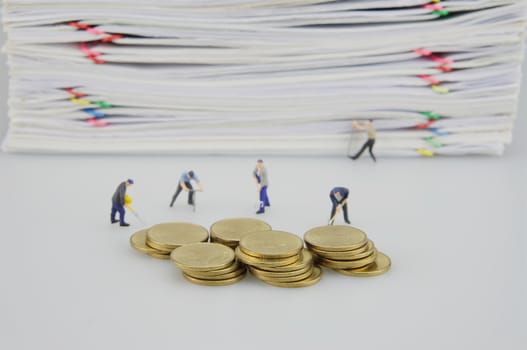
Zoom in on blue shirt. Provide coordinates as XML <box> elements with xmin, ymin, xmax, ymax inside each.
<box><xmin>179</xmin><ymin>172</ymin><xmax>199</xmax><ymax>183</ymax></box>
<box><xmin>330</xmin><ymin>187</ymin><xmax>349</xmax><ymax>202</ymax></box>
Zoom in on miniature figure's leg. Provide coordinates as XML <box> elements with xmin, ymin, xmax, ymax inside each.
<box><xmin>329</xmin><ymin>194</ymin><xmax>339</xmax><ymax>223</ymax></box>
<box><xmin>111</xmin><ymin>204</ymin><xmax>118</xmax><ymax>223</ymax></box>
<box><xmin>368</xmin><ymin>139</ymin><xmax>376</xmax><ymax>162</ymax></box>
<box><xmin>350</xmin><ymin>141</ymin><xmax>369</xmax><ymax>160</ymax></box>
<box><xmin>256</xmin><ymin>187</ymin><xmax>265</xmax><ymax>214</ymax></box>
<box><xmin>117</xmin><ymin>205</ymin><xmax>126</xmax><ymax>225</ymax></box>
<box><xmin>187</xmin><ymin>182</ymin><xmax>194</xmax><ymax>205</ymax></box>
<box><xmin>342</xmin><ymin>202</ymin><xmax>351</xmax><ymax>224</ymax></box>
<box><xmin>261</xmin><ymin>186</ymin><xmax>270</xmax><ymax>207</ymax></box>
<box><xmin>170</xmin><ymin>183</ymin><xmax>183</xmax><ymax>207</ymax></box>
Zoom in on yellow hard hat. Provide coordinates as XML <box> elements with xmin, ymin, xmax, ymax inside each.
<box><xmin>124</xmin><ymin>194</ymin><xmax>133</xmax><ymax>204</ymax></box>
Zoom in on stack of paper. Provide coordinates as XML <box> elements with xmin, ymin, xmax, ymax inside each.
<box><xmin>2</xmin><ymin>0</ymin><xmax>527</xmax><ymax>156</ymax></box>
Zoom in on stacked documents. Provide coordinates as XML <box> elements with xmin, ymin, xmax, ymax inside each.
<box><xmin>2</xmin><ymin>0</ymin><xmax>527</xmax><ymax>156</ymax></box>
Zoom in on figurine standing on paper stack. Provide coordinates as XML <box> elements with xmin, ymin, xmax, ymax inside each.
<box><xmin>349</xmin><ymin>120</ymin><xmax>377</xmax><ymax>162</ymax></box>
<box><xmin>328</xmin><ymin>186</ymin><xmax>351</xmax><ymax>225</ymax></box>
<box><xmin>170</xmin><ymin>170</ymin><xmax>203</xmax><ymax>208</ymax></box>
<box><xmin>253</xmin><ymin>159</ymin><xmax>270</xmax><ymax>214</ymax></box>
<box><xmin>111</xmin><ymin>178</ymin><xmax>134</xmax><ymax>227</ymax></box>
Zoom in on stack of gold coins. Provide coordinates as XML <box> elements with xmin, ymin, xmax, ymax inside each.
<box><xmin>236</xmin><ymin>230</ymin><xmax>322</xmax><ymax>288</ymax></box>
<box><xmin>130</xmin><ymin>229</ymin><xmax>172</xmax><ymax>259</ymax></box>
<box><xmin>304</xmin><ymin>225</ymin><xmax>391</xmax><ymax>277</ymax></box>
<box><xmin>210</xmin><ymin>218</ymin><xmax>272</xmax><ymax>249</ymax></box>
<box><xmin>130</xmin><ymin>222</ymin><xmax>209</xmax><ymax>259</ymax></box>
<box><xmin>171</xmin><ymin>243</ymin><xmax>246</xmax><ymax>286</ymax></box>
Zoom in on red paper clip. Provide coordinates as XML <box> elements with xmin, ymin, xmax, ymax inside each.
<box><xmin>415</xmin><ymin>120</ymin><xmax>437</xmax><ymax>129</ymax></box>
<box><xmin>64</xmin><ymin>88</ymin><xmax>86</xmax><ymax>98</ymax></box>
<box><xmin>419</xmin><ymin>75</ymin><xmax>441</xmax><ymax>85</ymax></box>
<box><xmin>87</xmin><ymin>118</ymin><xmax>109</xmax><ymax>127</ymax></box>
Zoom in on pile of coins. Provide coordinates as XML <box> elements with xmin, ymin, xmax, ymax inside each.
<box><xmin>130</xmin><ymin>222</ymin><xmax>209</xmax><ymax>259</ymax></box>
<box><xmin>236</xmin><ymin>230</ymin><xmax>322</xmax><ymax>288</ymax></box>
<box><xmin>170</xmin><ymin>243</ymin><xmax>246</xmax><ymax>286</ymax></box>
<box><xmin>304</xmin><ymin>225</ymin><xmax>391</xmax><ymax>277</ymax></box>
<box><xmin>130</xmin><ymin>219</ymin><xmax>391</xmax><ymax>287</ymax></box>
<box><xmin>210</xmin><ymin>218</ymin><xmax>272</xmax><ymax>249</ymax></box>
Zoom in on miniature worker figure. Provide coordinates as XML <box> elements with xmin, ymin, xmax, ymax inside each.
<box><xmin>170</xmin><ymin>170</ymin><xmax>203</xmax><ymax>207</ymax></box>
<box><xmin>111</xmin><ymin>178</ymin><xmax>134</xmax><ymax>227</ymax></box>
<box><xmin>349</xmin><ymin>119</ymin><xmax>376</xmax><ymax>162</ymax></box>
<box><xmin>253</xmin><ymin>159</ymin><xmax>270</xmax><ymax>214</ymax></box>
<box><xmin>329</xmin><ymin>187</ymin><xmax>351</xmax><ymax>225</ymax></box>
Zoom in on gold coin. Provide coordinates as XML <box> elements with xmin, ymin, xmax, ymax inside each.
<box><xmin>184</xmin><ymin>267</ymin><xmax>246</xmax><ymax>281</ymax></box>
<box><xmin>182</xmin><ymin>271</ymin><xmax>246</xmax><ymax>286</ymax></box>
<box><xmin>210</xmin><ymin>218</ymin><xmax>272</xmax><ymax>245</ymax></box>
<box><xmin>335</xmin><ymin>252</ymin><xmax>391</xmax><ymax>277</ymax></box>
<box><xmin>248</xmin><ymin>263</ymin><xmax>313</xmax><ymax>279</ymax></box>
<box><xmin>254</xmin><ymin>249</ymin><xmax>314</xmax><ymax>272</ymax></box>
<box><xmin>239</xmin><ymin>230</ymin><xmax>304</xmax><ymax>259</ymax></box>
<box><xmin>310</xmin><ymin>240</ymin><xmax>375</xmax><ymax>261</ymax></box>
<box><xmin>235</xmin><ymin>246</ymin><xmax>300</xmax><ymax>267</ymax></box>
<box><xmin>146</xmin><ymin>222</ymin><xmax>209</xmax><ymax>252</ymax></box>
<box><xmin>260</xmin><ymin>266</ymin><xmax>322</xmax><ymax>288</ymax></box>
<box><xmin>184</xmin><ymin>261</ymin><xmax>241</xmax><ymax>276</ymax></box>
<box><xmin>170</xmin><ymin>243</ymin><xmax>235</xmax><ymax>271</ymax></box>
<box><xmin>146</xmin><ymin>251</ymin><xmax>171</xmax><ymax>260</ymax></box>
<box><xmin>304</xmin><ymin>225</ymin><xmax>368</xmax><ymax>251</ymax></box>
<box><xmin>250</xmin><ymin>266</ymin><xmax>314</xmax><ymax>282</ymax></box>
<box><xmin>130</xmin><ymin>229</ymin><xmax>161</xmax><ymax>254</ymax></box>
<box><xmin>318</xmin><ymin>249</ymin><xmax>378</xmax><ymax>269</ymax></box>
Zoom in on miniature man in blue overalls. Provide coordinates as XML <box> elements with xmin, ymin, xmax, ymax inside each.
<box><xmin>170</xmin><ymin>170</ymin><xmax>203</xmax><ymax>207</ymax></box>
<box><xmin>253</xmin><ymin>159</ymin><xmax>270</xmax><ymax>214</ymax></box>
<box><xmin>329</xmin><ymin>186</ymin><xmax>351</xmax><ymax>225</ymax></box>
<box><xmin>111</xmin><ymin>178</ymin><xmax>134</xmax><ymax>227</ymax></box>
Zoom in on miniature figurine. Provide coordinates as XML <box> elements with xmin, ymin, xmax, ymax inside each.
<box><xmin>170</xmin><ymin>170</ymin><xmax>203</xmax><ymax>208</ymax></box>
<box><xmin>253</xmin><ymin>159</ymin><xmax>270</xmax><ymax>214</ymax></box>
<box><xmin>111</xmin><ymin>178</ymin><xmax>134</xmax><ymax>227</ymax></box>
<box><xmin>349</xmin><ymin>120</ymin><xmax>376</xmax><ymax>161</ymax></box>
<box><xmin>329</xmin><ymin>186</ymin><xmax>351</xmax><ymax>225</ymax></box>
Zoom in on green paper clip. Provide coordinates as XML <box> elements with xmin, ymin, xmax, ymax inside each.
<box><xmin>421</xmin><ymin>112</ymin><xmax>441</xmax><ymax>120</ymax></box>
<box><xmin>425</xmin><ymin>137</ymin><xmax>443</xmax><ymax>148</ymax></box>
<box><xmin>93</xmin><ymin>101</ymin><xmax>113</xmax><ymax>108</ymax></box>
<box><xmin>432</xmin><ymin>10</ymin><xmax>449</xmax><ymax>17</ymax></box>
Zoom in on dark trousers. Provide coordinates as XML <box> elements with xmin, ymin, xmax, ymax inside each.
<box><xmin>330</xmin><ymin>195</ymin><xmax>349</xmax><ymax>222</ymax></box>
<box><xmin>351</xmin><ymin>138</ymin><xmax>376</xmax><ymax>161</ymax></box>
<box><xmin>258</xmin><ymin>185</ymin><xmax>270</xmax><ymax>211</ymax></box>
<box><xmin>111</xmin><ymin>203</ymin><xmax>125</xmax><ymax>224</ymax></box>
<box><xmin>171</xmin><ymin>182</ymin><xmax>194</xmax><ymax>206</ymax></box>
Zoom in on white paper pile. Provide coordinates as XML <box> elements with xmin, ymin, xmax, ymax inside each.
<box><xmin>2</xmin><ymin>0</ymin><xmax>527</xmax><ymax>156</ymax></box>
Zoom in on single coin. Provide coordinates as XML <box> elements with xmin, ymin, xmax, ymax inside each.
<box><xmin>248</xmin><ymin>263</ymin><xmax>313</xmax><ymax>279</ymax></box>
<box><xmin>304</xmin><ymin>226</ymin><xmax>368</xmax><ymax>251</ymax></box>
<box><xmin>210</xmin><ymin>218</ymin><xmax>272</xmax><ymax>244</ymax></box>
<box><xmin>182</xmin><ymin>271</ymin><xmax>246</xmax><ymax>286</ymax></box>
<box><xmin>239</xmin><ymin>230</ymin><xmax>304</xmax><ymax>258</ymax></box>
<box><xmin>235</xmin><ymin>246</ymin><xmax>300</xmax><ymax>267</ymax></box>
<box><xmin>318</xmin><ymin>249</ymin><xmax>378</xmax><ymax>269</ymax></box>
<box><xmin>146</xmin><ymin>251</ymin><xmax>171</xmax><ymax>260</ymax></box>
<box><xmin>254</xmin><ymin>249</ymin><xmax>314</xmax><ymax>272</ymax></box>
<box><xmin>146</xmin><ymin>222</ymin><xmax>209</xmax><ymax>252</ymax></box>
<box><xmin>261</xmin><ymin>266</ymin><xmax>323</xmax><ymax>288</ymax></box>
<box><xmin>335</xmin><ymin>252</ymin><xmax>391</xmax><ymax>277</ymax></box>
<box><xmin>310</xmin><ymin>240</ymin><xmax>375</xmax><ymax>261</ymax></box>
<box><xmin>250</xmin><ymin>266</ymin><xmax>314</xmax><ymax>282</ymax></box>
<box><xmin>184</xmin><ymin>267</ymin><xmax>247</xmax><ymax>281</ymax></box>
<box><xmin>171</xmin><ymin>243</ymin><xmax>235</xmax><ymax>271</ymax></box>
<box><xmin>184</xmin><ymin>261</ymin><xmax>241</xmax><ymax>276</ymax></box>
<box><xmin>130</xmin><ymin>229</ymin><xmax>161</xmax><ymax>254</ymax></box>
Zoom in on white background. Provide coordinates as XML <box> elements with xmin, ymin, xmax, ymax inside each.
<box><xmin>0</xmin><ymin>12</ymin><xmax>526</xmax><ymax>350</ymax></box>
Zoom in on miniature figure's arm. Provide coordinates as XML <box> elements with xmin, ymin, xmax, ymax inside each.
<box><xmin>118</xmin><ymin>183</ymin><xmax>126</xmax><ymax>205</ymax></box>
<box><xmin>180</xmin><ymin>182</ymin><xmax>190</xmax><ymax>192</ymax></box>
<box><xmin>352</xmin><ymin>121</ymin><xmax>364</xmax><ymax>130</ymax></box>
<box><xmin>197</xmin><ymin>181</ymin><xmax>204</xmax><ymax>192</ymax></box>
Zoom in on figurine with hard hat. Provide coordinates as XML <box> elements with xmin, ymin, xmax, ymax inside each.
<box><xmin>170</xmin><ymin>170</ymin><xmax>203</xmax><ymax>208</ymax></box>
